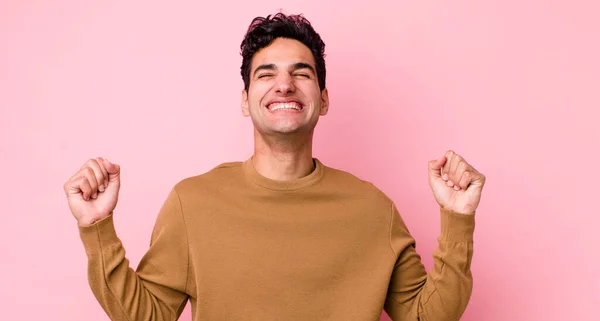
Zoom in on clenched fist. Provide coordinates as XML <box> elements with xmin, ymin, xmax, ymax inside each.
<box><xmin>428</xmin><ymin>150</ymin><xmax>486</xmax><ymax>215</ymax></box>
<box><xmin>63</xmin><ymin>157</ymin><xmax>121</xmax><ymax>225</ymax></box>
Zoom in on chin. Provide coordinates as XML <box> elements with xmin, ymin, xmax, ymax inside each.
<box><xmin>269</xmin><ymin>128</ymin><xmax>302</xmax><ymax>135</ymax></box>
<box><xmin>253</xmin><ymin>119</ymin><xmax>317</xmax><ymax>137</ymax></box>
<box><xmin>267</xmin><ymin>122</ymin><xmax>303</xmax><ymax>133</ymax></box>
<box><xmin>258</xmin><ymin>126</ymin><xmax>308</xmax><ymax>137</ymax></box>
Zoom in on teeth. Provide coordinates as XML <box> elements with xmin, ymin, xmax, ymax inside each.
<box><xmin>269</xmin><ymin>102</ymin><xmax>301</xmax><ymax>111</ymax></box>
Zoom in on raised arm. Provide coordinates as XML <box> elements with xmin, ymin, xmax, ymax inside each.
<box><xmin>65</xmin><ymin>158</ymin><xmax>190</xmax><ymax>320</ymax></box>
<box><xmin>384</xmin><ymin>150</ymin><xmax>485</xmax><ymax>320</ymax></box>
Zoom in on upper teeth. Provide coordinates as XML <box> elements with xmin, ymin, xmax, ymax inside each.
<box><xmin>270</xmin><ymin>102</ymin><xmax>301</xmax><ymax>111</ymax></box>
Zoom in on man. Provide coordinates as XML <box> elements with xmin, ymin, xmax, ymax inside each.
<box><xmin>64</xmin><ymin>13</ymin><xmax>485</xmax><ymax>321</ymax></box>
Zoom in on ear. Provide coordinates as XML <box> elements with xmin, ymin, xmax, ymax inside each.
<box><xmin>319</xmin><ymin>88</ymin><xmax>329</xmax><ymax>116</ymax></box>
<box><xmin>241</xmin><ymin>89</ymin><xmax>250</xmax><ymax>117</ymax></box>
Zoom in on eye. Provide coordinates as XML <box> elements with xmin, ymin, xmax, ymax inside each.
<box><xmin>257</xmin><ymin>73</ymin><xmax>274</xmax><ymax>79</ymax></box>
<box><xmin>294</xmin><ymin>73</ymin><xmax>311</xmax><ymax>78</ymax></box>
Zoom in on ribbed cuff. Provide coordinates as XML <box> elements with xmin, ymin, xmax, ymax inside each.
<box><xmin>78</xmin><ymin>213</ymin><xmax>121</xmax><ymax>254</ymax></box>
<box><xmin>439</xmin><ymin>208</ymin><xmax>475</xmax><ymax>242</ymax></box>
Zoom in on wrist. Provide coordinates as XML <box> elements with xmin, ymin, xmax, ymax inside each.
<box><xmin>442</xmin><ymin>205</ymin><xmax>476</xmax><ymax>215</ymax></box>
<box><xmin>77</xmin><ymin>216</ymin><xmax>98</xmax><ymax>226</ymax></box>
<box><xmin>439</xmin><ymin>207</ymin><xmax>476</xmax><ymax>242</ymax></box>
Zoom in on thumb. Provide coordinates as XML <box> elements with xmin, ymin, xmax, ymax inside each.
<box><xmin>428</xmin><ymin>156</ymin><xmax>446</xmax><ymax>177</ymax></box>
<box><xmin>102</xmin><ymin>159</ymin><xmax>121</xmax><ymax>181</ymax></box>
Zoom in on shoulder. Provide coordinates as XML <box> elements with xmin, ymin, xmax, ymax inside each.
<box><xmin>319</xmin><ymin>163</ymin><xmax>398</xmax><ymax>230</ymax></box>
<box><xmin>321</xmin><ymin>163</ymin><xmax>393</xmax><ymax>205</ymax></box>
<box><xmin>171</xmin><ymin>161</ymin><xmax>244</xmax><ymax>197</ymax></box>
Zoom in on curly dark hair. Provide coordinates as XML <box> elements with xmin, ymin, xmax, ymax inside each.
<box><xmin>240</xmin><ymin>13</ymin><xmax>327</xmax><ymax>92</ymax></box>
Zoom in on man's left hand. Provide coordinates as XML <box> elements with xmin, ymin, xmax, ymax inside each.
<box><xmin>428</xmin><ymin>150</ymin><xmax>486</xmax><ymax>215</ymax></box>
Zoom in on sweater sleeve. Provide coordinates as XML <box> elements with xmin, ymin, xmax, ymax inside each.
<box><xmin>384</xmin><ymin>204</ymin><xmax>475</xmax><ymax>321</ymax></box>
<box><xmin>78</xmin><ymin>187</ymin><xmax>190</xmax><ymax>321</ymax></box>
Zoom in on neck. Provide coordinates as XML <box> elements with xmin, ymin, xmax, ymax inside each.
<box><xmin>252</xmin><ymin>129</ymin><xmax>316</xmax><ymax>181</ymax></box>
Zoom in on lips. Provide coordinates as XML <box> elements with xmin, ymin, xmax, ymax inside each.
<box><xmin>266</xmin><ymin>101</ymin><xmax>304</xmax><ymax>111</ymax></box>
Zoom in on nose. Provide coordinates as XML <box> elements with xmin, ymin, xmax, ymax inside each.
<box><xmin>275</xmin><ymin>73</ymin><xmax>295</xmax><ymax>94</ymax></box>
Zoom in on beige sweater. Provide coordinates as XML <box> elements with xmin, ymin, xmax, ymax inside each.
<box><xmin>78</xmin><ymin>158</ymin><xmax>475</xmax><ymax>321</ymax></box>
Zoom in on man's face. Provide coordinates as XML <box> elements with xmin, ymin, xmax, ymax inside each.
<box><xmin>242</xmin><ymin>38</ymin><xmax>329</xmax><ymax>136</ymax></box>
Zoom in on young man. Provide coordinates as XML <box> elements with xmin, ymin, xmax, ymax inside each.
<box><xmin>64</xmin><ymin>13</ymin><xmax>485</xmax><ymax>321</ymax></box>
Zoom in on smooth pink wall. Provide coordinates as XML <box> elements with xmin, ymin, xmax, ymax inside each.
<box><xmin>1</xmin><ymin>1</ymin><xmax>598</xmax><ymax>320</ymax></box>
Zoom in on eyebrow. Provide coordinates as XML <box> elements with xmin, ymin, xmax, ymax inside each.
<box><xmin>291</xmin><ymin>62</ymin><xmax>316</xmax><ymax>75</ymax></box>
<box><xmin>253</xmin><ymin>62</ymin><xmax>316</xmax><ymax>77</ymax></box>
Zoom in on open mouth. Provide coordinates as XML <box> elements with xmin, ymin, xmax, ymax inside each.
<box><xmin>266</xmin><ymin>101</ymin><xmax>304</xmax><ymax>111</ymax></box>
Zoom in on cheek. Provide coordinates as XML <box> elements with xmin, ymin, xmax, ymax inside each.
<box><xmin>248</xmin><ymin>85</ymin><xmax>270</xmax><ymax>105</ymax></box>
<box><xmin>298</xmin><ymin>82</ymin><xmax>320</xmax><ymax>96</ymax></box>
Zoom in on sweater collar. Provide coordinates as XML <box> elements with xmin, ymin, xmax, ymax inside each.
<box><xmin>242</xmin><ymin>156</ymin><xmax>325</xmax><ymax>191</ymax></box>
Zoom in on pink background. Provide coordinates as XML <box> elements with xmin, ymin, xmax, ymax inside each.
<box><xmin>1</xmin><ymin>1</ymin><xmax>598</xmax><ymax>320</ymax></box>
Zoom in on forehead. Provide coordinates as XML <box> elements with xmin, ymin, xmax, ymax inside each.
<box><xmin>251</xmin><ymin>38</ymin><xmax>316</xmax><ymax>70</ymax></box>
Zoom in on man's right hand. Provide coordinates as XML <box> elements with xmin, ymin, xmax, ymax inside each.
<box><xmin>64</xmin><ymin>157</ymin><xmax>121</xmax><ymax>225</ymax></box>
